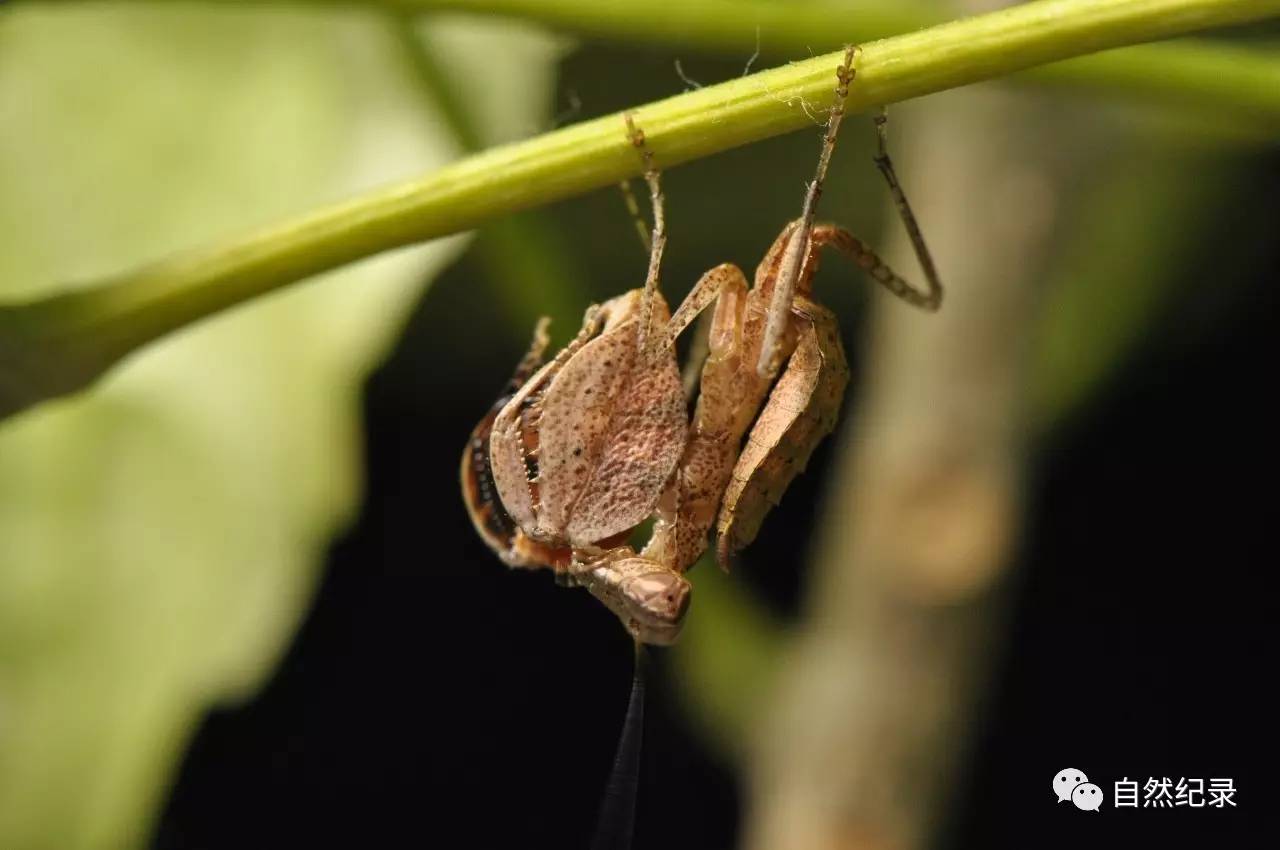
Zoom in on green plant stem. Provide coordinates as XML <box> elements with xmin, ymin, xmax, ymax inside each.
<box><xmin>402</xmin><ymin>0</ymin><xmax>1280</xmax><ymax>119</ymax></box>
<box><xmin>2</xmin><ymin>0</ymin><xmax>1278</xmax><ymax>419</ymax></box>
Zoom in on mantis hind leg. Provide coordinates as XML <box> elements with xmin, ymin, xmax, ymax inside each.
<box><xmin>788</xmin><ymin>107</ymin><xmax>944</xmax><ymax>312</ymax></box>
<box><xmin>869</xmin><ymin>106</ymin><xmax>944</xmax><ymax>311</ymax></box>
<box><xmin>807</xmin><ymin>223</ymin><xmax>941</xmax><ymax>311</ymax></box>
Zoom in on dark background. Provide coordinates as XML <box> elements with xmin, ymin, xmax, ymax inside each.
<box><xmin>153</xmin><ymin>47</ymin><xmax>1279</xmax><ymax>850</ymax></box>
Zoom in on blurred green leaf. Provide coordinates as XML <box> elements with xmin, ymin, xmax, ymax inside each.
<box><xmin>0</xmin><ymin>5</ymin><xmax>561</xmax><ymax>848</ymax></box>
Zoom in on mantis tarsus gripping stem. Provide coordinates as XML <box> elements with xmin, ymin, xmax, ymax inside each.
<box><xmin>624</xmin><ymin>112</ymin><xmax>667</xmax><ymax>360</ymax></box>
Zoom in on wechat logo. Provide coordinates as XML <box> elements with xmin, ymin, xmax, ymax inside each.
<box><xmin>1054</xmin><ymin>768</ymin><xmax>1103</xmax><ymax>812</ymax></box>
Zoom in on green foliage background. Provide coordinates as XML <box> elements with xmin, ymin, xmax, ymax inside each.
<box><xmin>0</xmin><ymin>6</ymin><xmax>563</xmax><ymax>846</ymax></box>
<box><xmin>0</xmin><ymin>1</ymin><xmax>1274</xmax><ymax>847</ymax></box>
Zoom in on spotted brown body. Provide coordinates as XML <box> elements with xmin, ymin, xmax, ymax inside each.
<box><xmin>459</xmin><ymin>46</ymin><xmax>942</xmax><ymax>645</ymax></box>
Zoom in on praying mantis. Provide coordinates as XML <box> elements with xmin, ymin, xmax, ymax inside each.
<box><xmin>461</xmin><ymin>44</ymin><xmax>942</xmax><ymax>644</ymax></box>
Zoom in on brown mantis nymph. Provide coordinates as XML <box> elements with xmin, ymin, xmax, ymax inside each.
<box><xmin>462</xmin><ymin>45</ymin><xmax>942</xmax><ymax>644</ymax></box>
